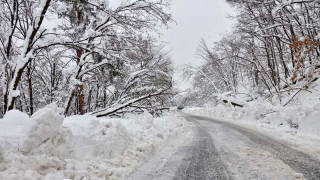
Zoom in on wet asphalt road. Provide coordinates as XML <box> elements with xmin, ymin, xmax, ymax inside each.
<box><xmin>173</xmin><ymin>118</ymin><xmax>232</xmax><ymax>180</ymax></box>
<box><xmin>129</xmin><ymin>113</ymin><xmax>320</xmax><ymax>180</ymax></box>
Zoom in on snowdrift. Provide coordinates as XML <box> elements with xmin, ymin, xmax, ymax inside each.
<box><xmin>0</xmin><ymin>104</ymin><xmax>188</xmax><ymax>179</ymax></box>
<box><xmin>186</xmin><ymin>79</ymin><xmax>320</xmax><ymax>141</ymax></box>
<box><xmin>187</xmin><ymin>102</ymin><xmax>320</xmax><ymax>139</ymax></box>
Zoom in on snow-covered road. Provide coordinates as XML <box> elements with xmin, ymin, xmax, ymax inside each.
<box><xmin>129</xmin><ymin>113</ymin><xmax>320</xmax><ymax>180</ymax></box>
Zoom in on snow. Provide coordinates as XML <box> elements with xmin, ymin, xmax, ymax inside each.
<box><xmin>180</xmin><ymin>79</ymin><xmax>320</xmax><ymax>163</ymax></box>
<box><xmin>10</xmin><ymin>90</ymin><xmax>20</xmax><ymax>98</ymax></box>
<box><xmin>0</xmin><ymin>110</ymin><xmax>32</xmax><ymax>137</ymax></box>
<box><xmin>1</xmin><ymin>109</ymin><xmax>30</xmax><ymax>126</ymax></box>
<box><xmin>131</xmin><ymin>2</ymin><xmax>150</xmax><ymax>9</ymax></box>
<box><xmin>0</xmin><ymin>105</ymin><xmax>188</xmax><ymax>179</ymax></box>
<box><xmin>19</xmin><ymin>103</ymin><xmax>64</xmax><ymax>154</ymax></box>
<box><xmin>91</xmin><ymin>89</ymin><xmax>168</xmax><ymax>117</ymax></box>
<box><xmin>299</xmin><ymin>110</ymin><xmax>320</xmax><ymax>138</ymax></box>
<box><xmin>184</xmin><ymin>98</ymin><xmax>320</xmax><ymax>160</ymax></box>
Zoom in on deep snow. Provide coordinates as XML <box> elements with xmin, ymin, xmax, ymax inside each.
<box><xmin>0</xmin><ymin>104</ymin><xmax>189</xmax><ymax>180</ymax></box>
<box><xmin>182</xmin><ymin>77</ymin><xmax>320</xmax><ymax>162</ymax></box>
<box><xmin>184</xmin><ymin>98</ymin><xmax>320</xmax><ymax>160</ymax></box>
<box><xmin>1</xmin><ymin>79</ymin><xmax>320</xmax><ymax>179</ymax></box>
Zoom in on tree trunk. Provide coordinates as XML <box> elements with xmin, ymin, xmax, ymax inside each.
<box><xmin>76</xmin><ymin>8</ymin><xmax>84</xmax><ymax>115</ymax></box>
<box><xmin>27</xmin><ymin>65</ymin><xmax>34</xmax><ymax>115</ymax></box>
<box><xmin>76</xmin><ymin>49</ymin><xmax>84</xmax><ymax>115</ymax></box>
<box><xmin>65</xmin><ymin>91</ymin><xmax>75</xmax><ymax>115</ymax></box>
<box><xmin>6</xmin><ymin>59</ymin><xmax>31</xmax><ymax>111</ymax></box>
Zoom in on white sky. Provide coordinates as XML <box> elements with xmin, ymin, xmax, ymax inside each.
<box><xmin>160</xmin><ymin>0</ymin><xmax>236</xmax><ymax>90</ymax></box>
<box><xmin>109</xmin><ymin>0</ymin><xmax>236</xmax><ymax>90</ymax></box>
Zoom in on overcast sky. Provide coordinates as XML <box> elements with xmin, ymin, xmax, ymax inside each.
<box><xmin>111</xmin><ymin>0</ymin><xmax>236</xmax><ymax>90</ymax></box>
<box><xmin>160</xmin><ymin>0</ymin><xmax>236</xmax><ymax>90</ymax></box>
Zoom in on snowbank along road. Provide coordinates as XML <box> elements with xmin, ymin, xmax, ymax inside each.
<box><xmin>129</xmin><ymin>112</ymin><xmax>320</xmax><ymax>180</ymax></box>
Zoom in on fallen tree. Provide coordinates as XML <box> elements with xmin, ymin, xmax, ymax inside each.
<box><xmin>91</xmin><ymin>89</ymin><xmax>170</xmax><ymax>117</ymax></box>
<box><xmin>91</xmin><ymin>69</ymin><xmax>173</xmax><ymax>117</ymax></box>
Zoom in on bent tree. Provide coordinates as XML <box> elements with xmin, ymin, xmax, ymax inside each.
<box><xmin>1</xmin><ymin>0</ymin><xmax>52</xmax><ymax>112</ymax></box>
<box><xmin>0</xmin><ymin>0</ymin><xmax>174</xmax><ymax>117</ymax></box>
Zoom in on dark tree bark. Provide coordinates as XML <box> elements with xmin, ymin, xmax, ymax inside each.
<box><xmin>27</xmin><ymin>65</ymin><xmax>34</xmax><ymax>115</ymax></box>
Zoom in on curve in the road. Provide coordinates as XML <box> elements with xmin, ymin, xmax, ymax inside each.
<box><xmin>188</xmin><ymin>114</ymin><xmax>320</xmax><ymax>180</ymax></box>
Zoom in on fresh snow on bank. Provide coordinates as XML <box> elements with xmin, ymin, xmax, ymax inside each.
<box><xmin>0</xmin><ymin>104</ymin><xmax>188</xmax><ymax>180</ymax></box>
<box><xmin>0</xmin><ymin>110</ymin><xmax>33</xmax><ymax>137</ymax></box>
<box><xmin>184</xmin><ymin>100</ymin><xmax>320</xmax><ymax>160</ymax></box>
<box><xmin>184</xmin><ymin>79</ymin><xmax>320</xmax><ymax>159</ymax></box>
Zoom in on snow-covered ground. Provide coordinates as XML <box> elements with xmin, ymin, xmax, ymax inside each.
<box><xmin>1</xmin><ymin>82</ymin><xmax>320</xmax><ymax>180</ymax></box>
<box><xmin>0</xmin><ymin>104</ymin><xmax>189</xmax><ymax>180</ymax></box>
<box><xmin>184</xmin><ymin>79</ymin><xmax>320</xmax><ymax>160</ymax></box>
<box><xmin>184</xmin><ymin>92</ymin><xmax>320</xmax><ymax>160</ymax></box>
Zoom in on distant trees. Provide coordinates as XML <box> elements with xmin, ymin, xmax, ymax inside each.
<box><xmin>184</xmin><ymin>0</ymin><xmax>320</xmax><ymax>105</ymax></box>
<box><xmin>0</xmin><ymin>0</ymin><xmax>173</xmax><ymax>117</ymax></box>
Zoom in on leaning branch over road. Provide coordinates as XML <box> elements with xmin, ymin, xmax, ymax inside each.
<box><xmin>91</xmin><ymin>89</ymin><xmax>169</xmax><ymax>117</ymax></box>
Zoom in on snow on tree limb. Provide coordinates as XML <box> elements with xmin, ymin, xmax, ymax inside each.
<box><xmin>91</xmin><ymin>89</ymin><xmax>169</xmax><ymax>117</ymax></box>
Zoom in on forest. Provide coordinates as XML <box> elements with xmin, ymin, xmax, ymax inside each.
<box><xmin>0</xmin><ymin>0</ymin><xmax>174</xmax><ymax>118</ymax></box>
<box><xmin>183</xmin><ymin>0</ymin><xmax>320</xmax><ymax>106</ymax></box>
<box><xmin>1</xmin><ymin>1</ymin><xmax>320</xmax><ymax>179</ymax></box>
